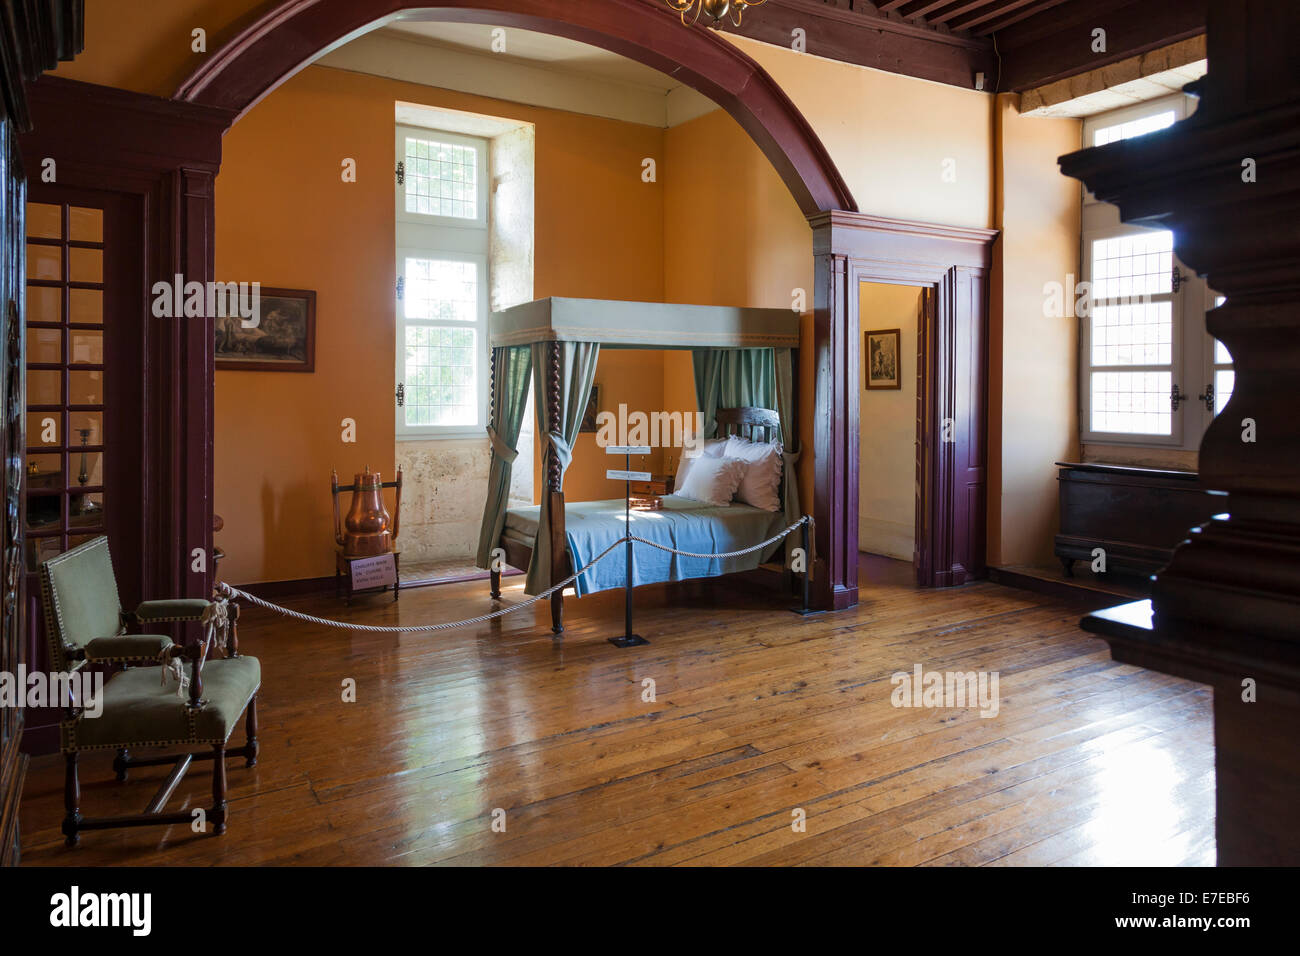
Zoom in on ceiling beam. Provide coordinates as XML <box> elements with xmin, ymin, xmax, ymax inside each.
<box><xmin>972</xmin><ymin>0</ymin><xmax>1072</xmax><ymax>35</ymax></box>
<box><xmin>929</xmin><ymin>1</ymin><xmax>1009</xmax><ymax>27</ymax></box>
<box><xmin>727</xmin><ymin>0</ymin><xmax>993</xmax><ymax>90</ymax></box>
<box><xmin>995</xmin><ymin>0</ymin><xmax>1207</xmax><ymax>91</ymax></box>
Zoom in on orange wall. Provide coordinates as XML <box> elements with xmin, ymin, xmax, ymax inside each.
<box><xmin>216</xmin><ymin>65</ymin><xmax>664</xmax><ymax>584</ymax></box>
<box><xmin>663</xmin><ymin>108</ymin><xmax>815</xmax><ymax>503</ymax></box>
<box><xmin>53</xmin><ymin>0</ymin><xmax>266</xmax><ymax>96</ymax></box>
<box><xmin>725</xmin><ymin>35</ymin><xmax>995</xmax><ymax>231</ymax></box>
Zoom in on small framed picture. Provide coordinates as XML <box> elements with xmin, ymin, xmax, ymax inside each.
<box><xmin>579</xmin><ymin>383</ymin><xmax>601</xmax><ymax>433</ymax></box>
<box><xmin>864</xmin><ymin>328</ymin><xmax>901</xmax><ymax>390</ymax></box>
<box><xmin>215</xmin><ymin>287</ymin><xmax>316</xmax><ymax>372</ymax></box>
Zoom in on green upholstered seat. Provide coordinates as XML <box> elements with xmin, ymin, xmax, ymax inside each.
<box><xmin>135</xmin><ymin>599</ymin><xmax>214</xmax><ymax>622</ymax></box>
<box><xmin>66</xmin><ymin>656</ymin><xmax>262</xmax><ymax>751</ymax></box>
<box><xmin>83</xmin><ymin>634</ymin><xmax>173</xmax><ymax>663</ymax></box>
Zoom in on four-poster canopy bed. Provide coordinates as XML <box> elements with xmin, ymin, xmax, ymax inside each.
<box><xmin>475</xmin><ymin>297</ymin><xmax>803</xmax><ymax>634</ymax></box>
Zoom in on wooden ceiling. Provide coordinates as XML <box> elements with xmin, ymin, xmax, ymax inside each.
<box><xmin>874</xmin><ymin>0</ymin><xmax>1074</xmax><ymax>37</ymax></box>
<box><xmin>728</xmin><ymin>0</ymin><xmax>1208</xmax><ymax>93</ymax></box>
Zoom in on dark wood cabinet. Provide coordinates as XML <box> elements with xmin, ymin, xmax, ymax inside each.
<box><xmin>0</xmin><ymin>0</ymin><xmax>86</xmax><ymax>868</ymax></box>
<box><xmin>1054</xmin><ymin>461</ymin><xmax>1219</xmax><ymax>578</ymax></box>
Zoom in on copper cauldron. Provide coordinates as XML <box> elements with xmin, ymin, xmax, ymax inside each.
<box><xmin>331</xmin><ymin>465</ymin><xmax>402</xmax><ymax>557</ymax></box>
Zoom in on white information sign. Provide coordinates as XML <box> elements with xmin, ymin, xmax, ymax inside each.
<box><xmin>350</xmin><ymin>552</ymin><xmax>397</xmax><ymax>590</ymax></box>
<box><xmin>607</xmin><ymin>470</ymin><xmax>652</xmax><ymax>482</ymax></box>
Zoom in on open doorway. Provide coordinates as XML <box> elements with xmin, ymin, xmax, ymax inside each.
<box><xmin>858</xmin><ymin>281</ymin><xmax>924</xmax><ymax>581</ymax></box>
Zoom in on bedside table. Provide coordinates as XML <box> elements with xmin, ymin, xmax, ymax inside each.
<box><xmin>629</xmin><ymin>474</ymin><xmax>674</xmax><ymax>496</ymax></box>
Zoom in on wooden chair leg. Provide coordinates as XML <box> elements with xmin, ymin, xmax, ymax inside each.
<box><xmin>62</xmin><ymin>753</ymin><xmax>81</xmax><ymax>847</ymax></box>
<box><xmin>245</xmin><ymin>697</ymin><xmax>259</xmax><ymax>768</ymax></box>
<box><xmin>114</xmin><ymin>747</ymin><xmax>130</xmax><ymax>782</ymax></box>
<box><xmin>211</xmin><ymin>744</ymin><xmax>228</xmax><ymax>835</ymax></box>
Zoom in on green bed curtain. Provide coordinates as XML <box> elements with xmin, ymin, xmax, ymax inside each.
<box><xmin>475</xmin><ymin>346</ymin><xmax>534</xmax><ymax>568</ymax></box>
<box><xmin>692</xmin><ymin>347</ymin><xmax>801</xmax><ymax>561</ymax></box>
<box><xmin>692</xmin><ymin>349</ymin><xmax>776</xmax><ymax>438</ymax></box>
<box><xmin>525</xmin><ymin>340</ymin><xmax>600</xmax><ymax>594</ymax></box>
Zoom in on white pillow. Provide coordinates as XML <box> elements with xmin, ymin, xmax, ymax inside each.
<box><xmin>676</xmin><ymin>456</ymin><xmax>746</xmax><ymax>507</ymax></box>
<box><xmin>674</xmin><ymin>437</ymin><xmax>728</xmax><ymax>490</ymax></box>
<box><xmin>724</xmin><ymin>436</ymin><xmax>783</xmax><ymax>512</ymax></box>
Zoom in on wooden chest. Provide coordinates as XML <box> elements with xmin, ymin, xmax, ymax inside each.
<box><xmin>1054</xmin><ymin>462</ymin><xmax>1220</xmax><ymax>578</ymax></box>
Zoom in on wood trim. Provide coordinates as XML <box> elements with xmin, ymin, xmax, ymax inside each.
<box><xmin>812</xmin><ymin>211</ymin><xmax>996</xmax><ymax>603</ymax></box>
<box><xmin>172</xmin><ymin>0</ymin><xmax>855</xmax><ymax>217</ymax></box>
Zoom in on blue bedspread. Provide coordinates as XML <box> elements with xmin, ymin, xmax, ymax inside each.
<box><xmin>505</xmin><ymin>496</ymin><xmax>783</xmax><ymax>596</ymax></box>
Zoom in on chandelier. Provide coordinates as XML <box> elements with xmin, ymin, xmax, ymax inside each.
<box><xmin>665</xmin><ymin>0</ymin><xmax>768</xmax><ymax>28</ymax></box>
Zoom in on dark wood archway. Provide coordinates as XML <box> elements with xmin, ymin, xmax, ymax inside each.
<box><xmin>172</xmin><ymin>0</ymin><xmax>879</xmax><ymax>609</ymax></box>
<box><xmin>163</xmin><ymin>0</ymin><xmax>991</xmax><ymax>612</ymax></box>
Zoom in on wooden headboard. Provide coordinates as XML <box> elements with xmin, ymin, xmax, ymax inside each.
<box><xmin>716</xmin><ymin>406</ymin><xmax>781</xmax><ymax>444</ymax></box>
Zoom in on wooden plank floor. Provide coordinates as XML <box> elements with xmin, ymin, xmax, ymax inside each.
<box><xmin>18</xmin><ymin>556</ymin><xmax>1215</xmax><ymax>866</ymax></box>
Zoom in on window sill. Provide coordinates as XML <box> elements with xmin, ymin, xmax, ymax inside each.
<box><xmin>397</xmin><ymin>430</ymin><xmax>486</xmax><ymax>443</ymax></box>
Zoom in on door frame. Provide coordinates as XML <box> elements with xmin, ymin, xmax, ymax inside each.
<box><xmin>811</xmin><ymin>212</ymin><xmax>996</xmax><ymax>597</ymax></box>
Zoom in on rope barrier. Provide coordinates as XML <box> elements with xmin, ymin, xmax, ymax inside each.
<box><xmin>215</xmin><ymin>516</ymin><xmax>811</xmax><ymax>634</ymax></box>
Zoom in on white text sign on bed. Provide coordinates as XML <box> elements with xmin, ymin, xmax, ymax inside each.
<box><xmin>607</xmin><ymin>470</ymin><xmax>652</xmax><ymax>482</ymax></box>
<box><xmin>604</xmin><ymin>445</ymin><xmax>652</xmax><ymax>456</ymax></box>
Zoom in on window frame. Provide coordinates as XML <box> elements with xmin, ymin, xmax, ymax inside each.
<box><xmin>1078</xmin><ymin>214</ymin><xmax>1185</xmax><ymax>447</ymax></box>
<box><xmin>394</xmin><ymin>124</ymin><xmax>491</xmax><ymax>441</ymax></box>
<box><xmin>395</xmin><ymin>247</ymin><xmax>490</xmax><ymax>440</ymax></box>
<box><xmin>1077</xmin><ymin>93</ymin><xmax>1229</xmax><ymax>450</ymax></box>
<box><xmin>395</xmin><ymin>125</ymin><xmax>489</xmax><ymax>231</ymax></box>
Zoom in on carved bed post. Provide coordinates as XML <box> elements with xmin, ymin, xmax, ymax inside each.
<box><xmin>545</xmin><ymin>340</ymin><xmax>566</xmax><ymax>634</ymax></box>
<box><xmin>486</xmin><ymin>349</ymin><xmax>502</xmax><ymax>599</ymax></box>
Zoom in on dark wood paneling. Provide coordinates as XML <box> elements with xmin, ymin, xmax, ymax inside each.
<box><xmin>730</xmin><ymin>0</ymin><xmax>995</xmax><ymax>89</ymax></box>
<box><xmin>0</xmin><ymin>108</ymin><xmax>26</xmax><ymax>868</ymax></box>
<box><xmin>996</xmin><ymin>0</ymin><xmax>1208</xmax><ymax>91</ymax></box>
<box><xmin>173</xmin><ymin>0</ymin><xmax>856</xmax><ymax>216</ymax></box>
<box><xmin>0</xmin><ymin>0</ymin><xmax>83</xmax><ymax>867</ymax></box>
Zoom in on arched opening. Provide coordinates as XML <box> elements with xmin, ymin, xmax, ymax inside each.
<box><xmin>179</xmin><ymin>0</ymin><xmax>864</xmax><ymax>608</ymax></box>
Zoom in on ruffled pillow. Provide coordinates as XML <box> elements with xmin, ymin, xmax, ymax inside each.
<box><xmin>723</xmin><ymin>436</ymin><xmax>783</xmax><ymax>512</ymax></box>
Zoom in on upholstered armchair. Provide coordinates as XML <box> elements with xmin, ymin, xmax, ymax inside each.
<box><xmin>38</xmin><ymin>536</ymin><xmax>261</xmax><ymax>846</ymax></box>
